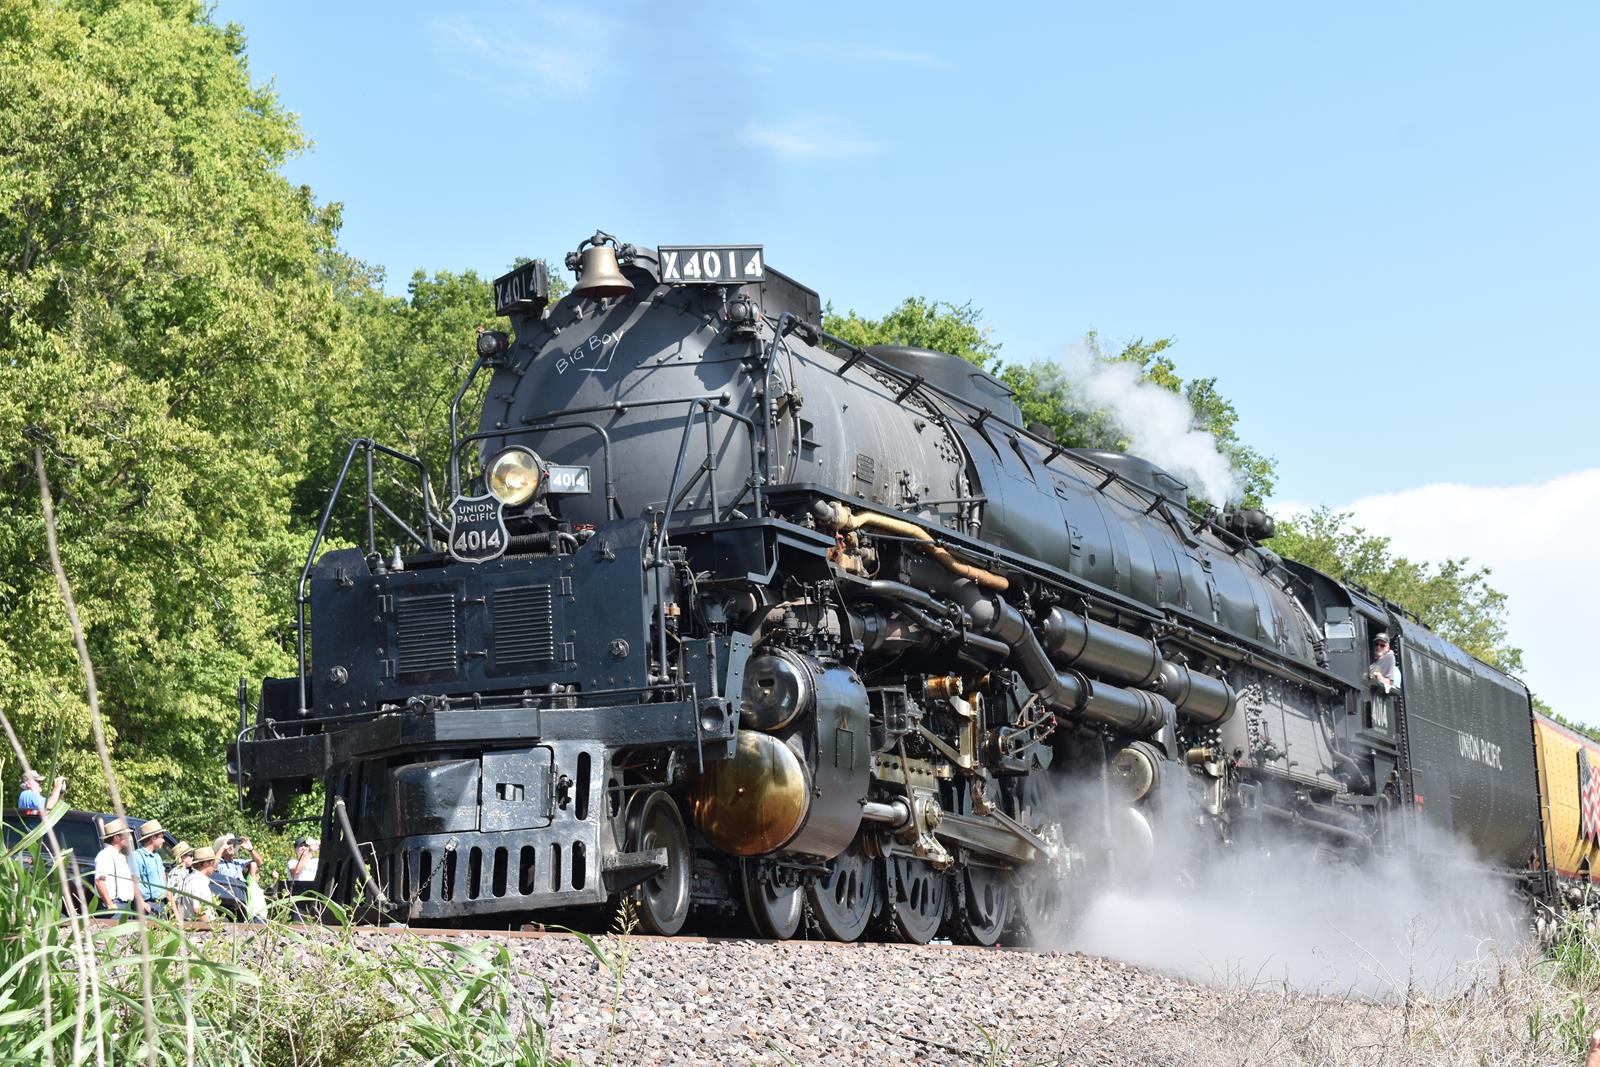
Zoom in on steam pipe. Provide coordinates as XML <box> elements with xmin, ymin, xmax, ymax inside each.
<box><xmin>1157</xmin><ymin>661</ymin><xmax>1237</xmax><ymax>725</ymax></box>
<box><xmin>1041</xmin><ymin>608</ymin><xmax>1165</xmax><ymax>688</ymax></box>
<box><xmin>815</xmin><ymin>501</ymin><xmax>1009</xmax><ymax>591</ymax></box>
<box><xmin>1040</xmin><ymin>607</ymin><xmax>1236</xmax><ymax>725</ymax></box>
<box><xmin>844</xmin><ymin>581</ymin><xmax>1009</xmax><ymax>662</ymax></box>
<box><xmin>958</xmin><ymin>584</ymin><xmax>1170</xmax><ymax>736</ymax></box>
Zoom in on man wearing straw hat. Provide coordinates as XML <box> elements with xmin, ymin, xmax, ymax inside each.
<box><xmin>165</xmin><ymin>840</ymin><xmax>193</xmax><ymax>913</ymax></box>
<box><xmin>130</xmin><ymin>820</ymin><xmax>168</xmax><ymax>917</ymax></box>
<box><xmin>93</xmin><ymin>818</ymin><xmax>137</xmax><ymax>915</ymax></box>
<box><xmin>179</xmin><ymin>845</ymin><xmax>220</xmax><ymax>923</ymax></box>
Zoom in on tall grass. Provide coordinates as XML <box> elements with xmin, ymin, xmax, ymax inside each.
<box><xmin>0</xmin><ymin>812</ymin><xmax>584</xmax><ymax>1066</ymax></box>
<box><xmin>1527</xmin><ymin>908</ymin><xmax>1600</xmax><ymax>1058</ymax></box>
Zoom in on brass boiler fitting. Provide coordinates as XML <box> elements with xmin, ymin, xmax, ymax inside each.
<box><xmin>814</xmin><ymin>501</ymin><xmax>1009</xmax><ymax>591</ymax></box>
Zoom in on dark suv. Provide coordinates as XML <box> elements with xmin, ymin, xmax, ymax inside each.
<box><xmin>3</xmin><ymin>809</ymin><xmax>175</xmax><ymax>911</ymax></box>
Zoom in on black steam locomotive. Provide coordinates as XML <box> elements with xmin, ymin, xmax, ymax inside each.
<box><xmin>231</xmin><ymin>232</ymin><xmax>1546</xmax><ymax>941</ymax></box>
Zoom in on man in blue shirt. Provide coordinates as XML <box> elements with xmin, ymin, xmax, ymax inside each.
<box><xmin>15</xmin><ymin>769</ymin><xmax>66</xmax><ymax>826</ymax></box>
<box><xmin>131</xmin><ymin>820</ymin><xmax>168</xmax><ymax>917</ymax></box>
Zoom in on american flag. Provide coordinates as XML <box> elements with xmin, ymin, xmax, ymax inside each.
<box><xmin>1580</xmin><ymin>747</ymin><xmax>1600</xmax><ymax>846</ymax></box>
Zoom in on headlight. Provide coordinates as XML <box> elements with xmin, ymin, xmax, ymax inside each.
<box><xmin>487</xmin><ymin>447</ymin><xmax>543</xmax><ymax>505</ymax></box>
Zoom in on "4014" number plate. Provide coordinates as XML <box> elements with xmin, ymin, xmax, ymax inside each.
<box><xmin>658</xmin><ymin>244</ymin><xmax>765</xmax><ymax>285</ymax></box>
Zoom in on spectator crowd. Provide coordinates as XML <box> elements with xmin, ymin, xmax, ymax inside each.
<box><xmin>14</xmin><ymin>767</ymin><xmax>320</xmax><ymax>923</ymax></box>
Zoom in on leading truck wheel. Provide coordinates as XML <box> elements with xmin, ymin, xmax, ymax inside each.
<box><xmin>629</xmin><ymin>792</ymin><xmax>692</xmax><ymax>935</ymax></box>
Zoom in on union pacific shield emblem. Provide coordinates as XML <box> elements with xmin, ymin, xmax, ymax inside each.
<box><xmin>448</xmin><ymin>494</ymin><xmax>508</xmax><ymax>564</ymax></box>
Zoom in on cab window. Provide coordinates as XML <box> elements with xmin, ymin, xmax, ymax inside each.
<box><xmin>1323</xmin><ymin>607</ymin><xmax>1356</xmax><ymax>653</ymax></box>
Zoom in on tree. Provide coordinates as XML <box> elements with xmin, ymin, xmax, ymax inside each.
<box><xmin>0</xmin><ymin>0</ymin><xmax>357</xmax><ymax>833</ymax></box>
<box><xmin>825</xmin><ymin>297</ymin><xmax>1002</xmax><ymax>368</ymax></box>
<box><xmin>1268</xmin><ymin>507</ymin><xmax>1521</xmax><ymax>674</ymax></box>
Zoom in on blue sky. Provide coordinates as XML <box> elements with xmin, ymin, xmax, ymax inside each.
<box><xmin>218</xmin><ymin>1</ymin><xmax>1597</xmax><ymax>717</ymax></box>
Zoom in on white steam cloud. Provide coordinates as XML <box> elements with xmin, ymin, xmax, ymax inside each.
<box><xmin>1037</xmin><ymin>805</ymin><xmax>1524</xmax><ymax>998</ymax></box>
<box><xmin>1040</xmin><ymin>349</ymin><xmax>1243</xmax><ymax>505</ymax></box>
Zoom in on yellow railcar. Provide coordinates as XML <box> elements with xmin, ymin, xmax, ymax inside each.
<box><xmin>1533</xmin><ymin>712</ymin><xmax>1600</xmax><ymax>880</ymax></box>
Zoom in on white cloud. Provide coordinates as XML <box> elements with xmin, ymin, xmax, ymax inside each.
<box><xmin>431</xmin><ymin>14</ymin><xmax>591</xmax><ymax>94</ymax></box>
<box><xmin>739</xmin><ymin>118</ymin><xmax>880</xmax><ymax>161</ymax></box>
<box><xmin>1272</xmin><ymin>469</ymin><xmax>1600</xmax><ymax>726</ymax></box>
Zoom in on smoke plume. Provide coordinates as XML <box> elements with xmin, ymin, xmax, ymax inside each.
<box><xmin>1037</xmin><ymin>349</ymin><xmax>1243</xmax><ymax>505</ymax></box>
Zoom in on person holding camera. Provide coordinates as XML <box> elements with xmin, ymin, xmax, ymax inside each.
<box><xmin>288</xmin><ymin>837</ymin><xmax>319</xmax><ymax>884</ymax></box>
<box><xmin>16</xmin><ymin>769</ymin><xmax>66</xmax><ymax>827</ymax></box>
<box><xmin>213</xmin><ymin>833</ymin><xmax>262</xmax><ymax>881</ymax></box>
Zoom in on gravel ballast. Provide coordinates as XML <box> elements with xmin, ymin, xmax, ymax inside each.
<box><xmin>416</xmin><ymin>932</ymin><xmax>1500</xmax><ymax>1067</ymax></box>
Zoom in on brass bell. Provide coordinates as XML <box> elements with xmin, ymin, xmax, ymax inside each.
<box><xmin>571</xmin><ymin>244</ymin><xmax>634</xmax><ymax>300</ymax></box>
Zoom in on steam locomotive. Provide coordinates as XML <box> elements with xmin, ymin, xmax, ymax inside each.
<box><xmin>231</xmin><ymin>231</ymin><xmax>1555</xmax><ymax>941</ymax></box>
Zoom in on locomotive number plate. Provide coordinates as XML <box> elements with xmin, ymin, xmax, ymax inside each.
<box><xmin>448</xmin><ymin>493</ymin><xmax>509</xmax><ymax>564</ymax></box>
<box><xmin>658</xmin><ymin>245</ymin><xmax>765</xmax><ymax>284</ymax></box>
<box><xmin>546</xmin><ymin>465</ymin><xmax>591</xmax><ymax>494</ymax></box>
<box><xmin>492</xmin><ymin>260</ymin><xmax>549</xmax><ymax>315</ymax></box>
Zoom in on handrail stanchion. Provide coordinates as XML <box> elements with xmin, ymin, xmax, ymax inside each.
<box><xmin>297</xmin><ymin>439</ymin><xmax>367</xmax><ymax>717</ymax></box>
<box><xmin>364</xmin><ymin>441</ymin><xmax>377</xmax><ymax>554</ymax></box>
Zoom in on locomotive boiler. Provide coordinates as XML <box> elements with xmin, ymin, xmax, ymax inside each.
<box><xmin>231</xmin><ymin>231</ymin><xmax>1550</xmax><ymax>940</ymax></box>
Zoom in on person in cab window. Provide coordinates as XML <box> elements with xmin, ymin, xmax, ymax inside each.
<box><xmin>1368</xmin><ymin>632</ymin><xmax>1401</xmax><ymax>693</ymax></box>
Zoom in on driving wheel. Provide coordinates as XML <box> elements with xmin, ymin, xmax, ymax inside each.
<box><xmin>742</xmin><ymin>862</ymin><xmax>805</xmax><ymax>940</ymax></box>
<box><xmin>953</xmin><ymin>862</ymin><xmax>1014</xmax><ymax>946</ymax></box>
<box><xmin>629</xmin><ymin>792</ymin><xmax>692</xmax><ymax>935</ymax></box>
<box><xmin>1006</xmin><ymin>773</ymin><xmax>1072</xmax><ymax>944</ymax></box>
<box><xmin>808</xmin><ymin>835</ymin><xmax>879</xmax><ymax>942</ymax></box>
<box><xmin>945</xmin><ymin>781</ymin><xmax>1014</xmax><ymax>946</ymax></box>
<box><xmin>888</xmin><ymin>854</ymin><xmax>947</xmax><ymax>944</ymax></box>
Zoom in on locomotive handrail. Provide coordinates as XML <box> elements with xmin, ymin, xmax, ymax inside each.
<box><xmin>457</xmin><ymin>418</ymin><xmax>622</xmax><ymax>520</ymax></box>
<box><xmin>457</xmin><ymin>392</ymin><xmax>760</xmax><ymax>525</ymax></box>
<box><xmin>447</xmin><ymin>354</ymin><xmax>490</xmax><ymax>501</ymax></box>
<box><xmin>294</xmin><ymin>437</ymin><xmax>438</xmax><ymax>717</ymax></box>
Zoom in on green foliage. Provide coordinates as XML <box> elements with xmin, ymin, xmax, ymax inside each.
<box><xmin>1527</xmin><ymin>911</ymin><xmax>1600</xmax><ymax>1057</ymax></box>
<box><xmin>0</xmin><ymin>0</ymin><xmax>361</xmax><ymax>831</ymax></box>
<box><xmin>1268</xmin><ymin>506</ymin><xmax>1522</xmax><ymax>674</ymax></box>
<box><xmin>824</xmin><ymin>297</ymin><xmax>1002</xmax><ymax>368</ymax></box>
